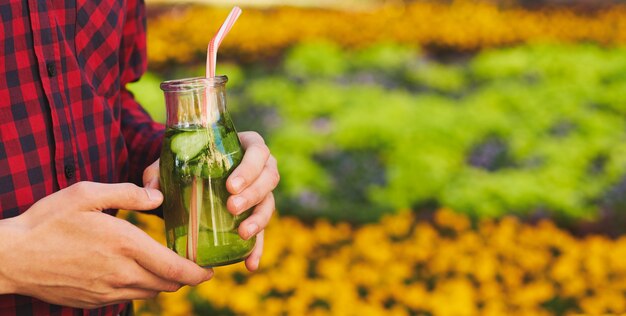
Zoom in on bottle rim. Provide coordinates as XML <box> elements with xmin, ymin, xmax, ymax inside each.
<box><xmin>160</xmin><ymin>75</ymin><xmax>228</xmax><ymax>92</ymax></box>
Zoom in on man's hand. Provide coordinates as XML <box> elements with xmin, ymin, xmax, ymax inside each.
<box><xmin>143</xmin><ymin>131</ymin><xmax>279</xmax><ymax>271</ymax></box>
<box><xmin>0</xmin><ymin>182</ymin><xmax>213</xmax><ymax>309</ymax></box>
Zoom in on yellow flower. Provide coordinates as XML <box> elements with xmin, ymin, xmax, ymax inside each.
<box><xmin>225</xmin><ymin>286</ymin><xmax>260</xmax><ymax>315</ymax></box>
<box><xmin>608</xmin><ymin>236</ymin><xmax>626</xmax><ymax>273</ymax></box>
<box><xmin>393</xmin><ymin>284</ymin><xmax>429</xmax><ymax>310</ymax></box>
<box><xmin>500</xmin><ymin>265</ymin><xmax>524</xmax><ymax>289</ymax></box>
<box><xmin>380</xmin><ymin>210</ymin><xmax>414</xmax><ymax>238</ymax></box>
<box><xmin>405</xmin><ymin>223</ymin><xmax>438</xmax><ymax>263</ymax></box>
<box><xmin>473</xmin><ymin>251</ymin><xmax>498</xmax><ymax>283</ymax></box>
<box><xmin>435</xmin><ymin>208</ymin><xmax>471</xmax><ymax>232</ymax></box>
<box><xmin>581</xmin><ymin>236</ymin><xmax>611</xmax><ymax>288</ymax></box>
<box><xmin>481</xmin><ymin>300</ymin><xmax>508</xmax><ymax>316</ymax></box>
<box><xmin>283</xmin><ymin>218</ymin><xmax>316</xmax><ymax>255</ymax></box>
<box><xmin>430</xmin><ymin>279</ymin><xmax>477</xmax><ymax>316</ymax></box>
<box><xmin>478</xmin><ymin>281</ymin><xmax>503</xmax><ymax>302</ymax></box>
<box><xmin>510</xmin><ymin>279</ymin><xmax>555</xmax><ymax>307</ymax></box>
<box><xmin>385</xmin><ymin>261</ymin><xmax>413</xmax><ymax>286</ymax></box>
<box><xmin>596</xmin><ymin>288</ymin><xmax>626</xmax><ymax>313</ymax></box>
<box><xmin>349</xmin><ymin>262</ymin><xmax>380</xmax><ymax>287</ymax></box>
<box><xmin>558</xmin><ymin>275</ymin><xmax>587</xmax><ymax>298</ymax></box>
<box><xmin>387</xmin><ymin>305</ymin><xmax>410</xmax><ymax>316</ymax></box>
<box><xmin>354</xmin><ymin>303</ymin><xmax>391</xmax><ymax>316</ymax></box>
<box><xmin>354</xmin><ymin>225</ymin><xmax>394</xmax><ymax>265</ymax></box>
<box><xmin>313</xmin><ymin>219</ymin><xmax>343</xmax><ymax>245</ymax></box>
<box><xmin>247</xmin><ymin>274</ymin><xmax>272</xmax><ymax>296</ymax></box>
<box><xmin>158</xmin><ymin>286</ymin><xmax>192</xmax><ymax>316</ymax></box>
<box><xmin>308</xmin><ymin>307</ymin><xmax>332</xmax><ymax>316</ymax></box>
<box><xmin>147</xmin><ymin>3</ymin><xmax>626</xmax><ymax>65</ymax></box>
<box><xmin>317</xmin><ymin>256</ymin><xmax>349</xmax><ymax>281</ymax></box>
<box><xmin>579</xmin><ymin>295</ymin><xmax>607</xmax><ymax>315</ymax></box>
<box><xmin>196</xmin><ymin>280</ymin><xmax>232</xmax><ymax>309</ymax></box>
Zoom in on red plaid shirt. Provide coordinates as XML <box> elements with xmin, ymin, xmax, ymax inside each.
<box><xmin>0</xmin><ymin>0</ymin><xmax>164</xmax><ymax>315</ymax></box>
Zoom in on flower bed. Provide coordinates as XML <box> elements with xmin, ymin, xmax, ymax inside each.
<box><xmin>124</xmin><ymin>209</ymin><xmax>626</xmax><ymax>315</ymax></box>
<box><xmin>147</xmin><ymin>2</ymin><xmax>626</xmax><ymax>65</ymax></box>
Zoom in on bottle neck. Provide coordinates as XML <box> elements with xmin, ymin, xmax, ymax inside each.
<box><xmin>161</xmin><ymin>77</ymin><xmax>228</xmax><ymax>128</ymax></box>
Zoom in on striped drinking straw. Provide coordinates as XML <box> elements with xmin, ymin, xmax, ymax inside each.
<box><xmin>187</xmin><ymin>6</ymin><xmax>242</xmax><ymax>263</ymax></box>
<box><xmin>207</xmin><ymin>7</ymin><xmax>242</xmax><ymax>78</ymax></box>
<box><xmin>200</xmin><ymin>6</ymin><xmax>242</xmax><ymax>127</ymax></box>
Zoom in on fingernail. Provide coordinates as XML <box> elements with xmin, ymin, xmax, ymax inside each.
<box><xmin>145</xmin><ymin>188</ymin><xmax>162</xmax><ymax>201</ymax></box>
<box><xmin>232</xmin><ymin>196</ymin><xmax>246</xmax><ymax>212</ymax></box>
<box><xmin>231</xmin><ymin>177</ymin><xmax>244</xmax><ymax>192</ymax></box>
<box><xmin>147</xmin><ymin>178</ymin><xmax>158</xmax><ymax>189</ymax></box>
<box><xmin>246</xmin><ymin>223</ymin><xmax>259</xmax><ymax>238</ymax></box>
<box><xmin>250</xmin><ymin>255</ymin><xmax>260</xmax><ymax>270</ymax></box>
<box><xmin>206</xmin><ymin>269</ymin><xmax>214</xmax><ymax>280</ymax></box>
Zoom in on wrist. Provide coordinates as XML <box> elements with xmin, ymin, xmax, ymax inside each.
<box><xmin>0</xmin><ymin>216</ymin><xmax>27</xmax><ymax>294</ymax></box>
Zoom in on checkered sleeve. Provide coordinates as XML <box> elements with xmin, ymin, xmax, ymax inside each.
<box><xmin>119</xmin><ymin>0</ymin><xmax>165</xmax><ymax>187</ymax></box>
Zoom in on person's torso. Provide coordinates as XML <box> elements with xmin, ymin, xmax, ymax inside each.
<box><xmin>0</xmin><ymin>0</ymin><xmax>131</xmax><ymax>220</ymax></box>
<box><xmin>0</xmin><ymin>1</ymin><xmax>136</xmax><ymax>315</ymax></box>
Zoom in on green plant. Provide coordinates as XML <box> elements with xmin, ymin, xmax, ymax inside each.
<box><xmin>238</xmin><ymin>43</ymin><xmax>626</xmax><ymax>221</ymax></box>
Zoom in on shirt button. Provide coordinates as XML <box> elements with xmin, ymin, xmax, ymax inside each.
<box><xmin>64</xmin><ymin>164</ymin><xmax>75</xmax><ymax>180</ymax></box>
<box><xmin>46</xmin><ymin>62</ymin><xmax>56</xmax><ymax>77</ymax></box>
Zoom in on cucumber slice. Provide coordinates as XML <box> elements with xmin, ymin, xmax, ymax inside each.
<box><xmin>181</xmin><ymin>181</ymin><xmax>235</xmax><ymax>233</ymax></box>
<box><xmin>201</xmin><ymin>182</ymin><xmax>235</xmax><ymax>232</ymax></box>
<box><xmin>171</xmin><ymin>130</ymin><xmax>210</xmax><ymax>161</ymax></box>
<box><xmin>202</xmin><ymin>203</ymin><xmax>235</xmax><ymax>233</ymax></box>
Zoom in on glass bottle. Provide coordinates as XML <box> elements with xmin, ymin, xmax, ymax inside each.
<box><xmin>159</xmin><ymin>76</ymin><xmax>254</xmax><ymax>267</ymax></box>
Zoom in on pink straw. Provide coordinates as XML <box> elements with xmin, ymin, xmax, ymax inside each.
<box><xmin>187</xmin><ymin>6</ymin><xmax>242</xmax><ymax>264</ymax></box>
<box><xmin>200</xmin><ymin>7</ymin><xmax>242</xmax><ymax>126</ymax></box>
<box><xmin>206</xmin><ymin>7</ymin><xmax>242</xmax><ymax>78</ymax></box>
<box><xmin>187</xmin><ymin>177</ymin><xmax>198</xmax><ymax>262</ymax></box>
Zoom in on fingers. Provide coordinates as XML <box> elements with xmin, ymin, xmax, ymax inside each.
<box><xmin>119</xmin><ymin>263</ymin><xmax>182</xmax><ymax>293</ymax></box>
<box><xmin>245</xmin><ymin>230</ymin><xmax>264</xmax><ymax>272</ymax></box>
<box><xmin>238</xmin><ymin>193</ymin><xmax>275</xmax><ymax>240</ymax></box>
<box><xmin>104</xmin><ymin>288</ymin><xmax>160</xmax><ymax>304</ymax></box>
<box><xmin>227</xmin><ymin>132</ymin><xmax>271</xmax><ymax>194</ymax></box>
<box><xmin>116</xmin><ymin>289</ymin><xmax>159</xmax><ymax>301</ymax></box>
<box><xmin>124</xmin><ymin>228</ymin><xmax>214</xmax><ymax>286</ymax></box>
<box><xmin>143</xmin><ymin>159</ymin><xmax>160</xmax><ymax>190</ymax></box>
<box><xmin>228</xmin><ymin>155</ymin><xmax>279</xmax><ymax>215</ymax></box>
<box><xmin>72</xmin><ymin>289</ymin><xmax>160</xmax><ymax>309</ymax></box>
<box><xmin>55</xmin><ymin>182</ymin><xmax>163</xmax><ymax>212</ymax></box>
<box><xmin>227</xmin><ymin>131</ymin><xmax>274</xmax><ymax>273</ymax></box>
<box><xmin>239</xmin><ymin>194</ymin><xmax>273</xmax><ymax>272</ymax></box>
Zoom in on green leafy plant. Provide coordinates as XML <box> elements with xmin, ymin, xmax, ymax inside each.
<box><xmin>241</xmin><ymin>43</ymin><xmax>626</xmax><ymax>221</ymax></box>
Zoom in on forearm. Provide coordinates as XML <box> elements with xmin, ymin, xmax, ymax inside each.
<box><xmin>0</xmin><ymin>217</ymin><xmax>24</xmax><ymax>295</ymax></box>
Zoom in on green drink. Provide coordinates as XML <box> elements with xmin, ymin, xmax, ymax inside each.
<box><xmin>160</xmin><ymin>76</ymin><xmax>255</xmax><ymax>267</ymax></box>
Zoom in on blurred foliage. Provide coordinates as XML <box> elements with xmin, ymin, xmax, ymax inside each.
<box><xmin>146</xmin><ymin>2</ymin><xmax>626</xmax><ymax>65</ymax></box>
<box><xmin>245</xmin><ymin>42</ymin><xmax>626</xmax><ymax>220</ymax></box>
<box><xmin>129</xmin><ymin>72</ymin><xmax>167</xmax><ymax>122</ymax></box>
<box><xmin>123</xmin><ymin>209</ymin><xmax>626</xmax><ymax>315</ymax></box>
<box><xmin>136</xmin><ymin>42</ymin><xmax>626</xmax><ymax>221</ymax></box>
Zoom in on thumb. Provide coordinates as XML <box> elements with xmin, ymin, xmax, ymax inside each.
<box><xmin>56</xmin><ymin>181</ymin><xmax>163</xmax><ymax>212</ymax></box>
<box><xmin>143</xmin><ymin>159</ymin><xmax>160</xmax><ymax>190</ymax></box>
